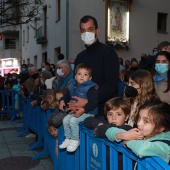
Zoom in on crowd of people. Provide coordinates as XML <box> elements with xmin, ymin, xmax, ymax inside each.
<box><xmin>1</xmin><ymin>15</ymin><xmax>170</xmax><ymax>165</ymax></box>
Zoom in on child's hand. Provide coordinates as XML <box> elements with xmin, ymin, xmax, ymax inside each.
<box><xmin>41</xmin><ymin>102</ymin><xmax>49</xmax><ymax>110</ymax></box>
<box><xmin>94</xmin><ymin>123</ymin><xmax>104</xmax><ymax>136</ymax></box>
<box><xmin>123</xmin><ymin>140</ymin><xmax>128</xmax><ymax>147</ymax></box>
<box><xmin>74</xmin><ymin>108</ymin><xmax>84</xmax><ymax>118</ymax></box>
<box><xmin>59</xmin><ymin>100</ymin><xmax>66</xmax><ymax>111</ymax></box>
<box><xmin>31</xmin><ymin>100</ymin><xmax>37</xmax><ymax>107</ymax></box>
<box><xmin>119</xmin><ymin>128</ymin><xmax>144</xmax><ymax>141</ymax></box>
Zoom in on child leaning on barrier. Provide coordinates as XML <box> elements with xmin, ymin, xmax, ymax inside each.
<box><xmin>40</xmin><ymin>88</ymin><xmax>68</xmax><ymax>110</ymax></box>
<box><xmin>84</xmin><ymin>97</ymin><xmax>135</xmax><ymax>138</ymax></box>
<box><xmin>106</xmin><ymin>100</ymin><xmax>170</xmax><ymax>164</ymax></box>
<box><xmin>59</xmin><ymin>63</ymin><xmax>98</xmax><ymax>152</ymax></box>
<box><xmin>47</xmin><ymin>109</ymin><xmax>68</xmax><ymax>157</ymax></box>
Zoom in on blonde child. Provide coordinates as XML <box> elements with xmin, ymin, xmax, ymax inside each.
<box><xmin>59</xmin><ymin>63</ymin><xmax>98</xmax><ymax>152</ymax></box>
<box><xmin>106</xmin><ymin>100</ymin><xmax>170</xmax><ymax>163</ymax></box>
<box><xmin>124</xmin><ymin>69</ymin><xmax>160</xmax><ymax>127</ymax></box>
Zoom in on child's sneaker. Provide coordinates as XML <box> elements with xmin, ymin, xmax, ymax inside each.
<box><xmin>66</xmin><ymin>140</ymin><xmax>79</xmax><ymax>152</ymax></box>
<box><xmin>59</xmin><ymin>139</ymin><xmax>70</xmax><ymax>149</ymax></box>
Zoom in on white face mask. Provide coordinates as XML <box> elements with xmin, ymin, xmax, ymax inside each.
<box><xmin>81</xmin><ymin>32</ymin><xmax>95</xmax><ymax>45</ymax></box>
<box><xmin>57</xmin><ymin>69</ymin><xmax>64</xmax><ymax>77</ymax></box>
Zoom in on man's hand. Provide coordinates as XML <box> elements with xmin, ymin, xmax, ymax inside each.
<box><xmin>67</xmin><ymin>96</ymin><xmax>88</xmax><ymax>112</ymax></box>
<box><xmin>74</xmin><ymin>107</ymin><xmax>84</xmax><ymax>118</ymax></box>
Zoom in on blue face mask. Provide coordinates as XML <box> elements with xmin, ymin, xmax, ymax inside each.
<box><xmin>70</xmin><ymin>64</ymin><xmax>75</xmax><ymax>70</ymax></box>
<box><xmin>155</xmin><ymin>63</ymin><xmax>169</xmax><ymax>74</ymax></box>
<box><xmin>22</xmin><ymin>68</ymin><xmax>26</xmax><ymax>72</ymax></box>
<box><xmin>153</xmin><ymin>51</ymin><xmax>158</xmax><ymax>56</ymax></box>
<box><xmin>42</xmin><ymin>68</ymin><xmax>46</xmax><ymax>72</ymax></box>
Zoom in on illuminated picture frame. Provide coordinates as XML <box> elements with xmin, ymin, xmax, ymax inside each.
<box><xmin>107</xmin><ymin>0</ymin><xmax>130</xmax><ymax>49</ymax></box>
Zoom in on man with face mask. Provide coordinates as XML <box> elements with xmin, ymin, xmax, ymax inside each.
<box><xmin>70</xmin><ymin>15</ymin><xmax>119</xmax><ymax>118</ymax></box>
<box><xmin>25</xmin><ymin>66</ymin><xmax>40</xmax><ymax>96</ymax></box>
<box><xmin>41</xmin><ymin>59</ymin><xmax>73</xmax><ymax>110</ymax></box>
<box><xmin>54</xmin><ymin>59</ymin><xmax>73</xmax><ymax>90</ymax></box>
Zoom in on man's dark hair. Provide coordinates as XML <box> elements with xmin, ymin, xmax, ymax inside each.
<box><xmin>21</xmin><ymin>64</ymin><xmax>27</xmax><ymax>68</ymax></box>
<box><xmin>58</xmin><ymin>53</ymin><xmax>65</xmax><ymax>60</ymax></box>
<box><xmin>79</xmin><ymin>15</ymin><xmax>98</xmax><ymax>29</ymax></box>
<box><xmin>45</xmin><ymin>61</ymin><xmax>50</xmax><ymax>66</ymax></box>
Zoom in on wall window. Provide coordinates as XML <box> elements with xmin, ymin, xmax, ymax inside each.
<box><xmin>34</xmin><ymin>18</ymin><xmax>37</xmax><ymax>37</ymax></box>
<box><xmin>27</xmin><ymin>58</ymin><xmax>30</xmax><ymax>64</ymax></box>
<box><xmin>42</xmin><ymin>52</ymin><xmax>47</xmax><ymax>62</ymax></box>
<box><xmin>5</xmin><ymin>39</ymin><xmax>16</xmax><ymax>49</ymax></box>
<box><xmin>27</xmin><ymin>26</ymin><xmax>29</xmax><ymax>43</ymax></box>
<box><xmin>23</xmin><ymin>30</ymin><xmax>25</xmax><ymax>46</ymax></box>
<box><xmin>157</xmin><ymin>13</ymin><xmax>167</xmax><ymax>33</ymax></box>
<box><xmin>56</xmin><ymin>0</ymin><xmax>61</xmax><ymax>22</ymax></box>
<box><xmin>34</xmin><ymin>55</ymin><xmax>37</xmax><ymax>67</ymax></box>
<box><xmin>43</xmin><ymin>5</ymin><xmax>47</xmax><ymax>37</ymax></box>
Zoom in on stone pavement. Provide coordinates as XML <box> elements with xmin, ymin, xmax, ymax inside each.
<box><xmin>0</xmin><ymin>118</ymin><xmax>53</xmax><ymax>170</ymax></box>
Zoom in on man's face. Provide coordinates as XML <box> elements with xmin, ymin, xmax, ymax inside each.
<box><xmin>80</xmin><ymin>19</ymin><xmax>99</xmax><ymax>36</ymax></box>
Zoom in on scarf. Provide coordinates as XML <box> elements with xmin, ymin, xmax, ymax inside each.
<box><xmin>155</xmin><ymin>73</ymin><xmax>167</xmax><ymax>85</ymax></box>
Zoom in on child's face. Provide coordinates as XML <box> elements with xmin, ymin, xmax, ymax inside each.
<box><xmin>56</xmin><ymin>92</ymin><xmax>63</xmax><ymax>105</ymax></box>
<box><xmin>48</xmin><ymin>126</ymin><xmax>58</xmax><ymax>137</ymax></box>
<box><xmin>56</xmin><ymin>92</ymin><xmax>63</xmax><ymax>101</ymax></box>
<box><xmin>75</xmin><ymin>68</ymin><xmax>91</xmax><ymax>84</ymax></box>
<box><xmin>6</xmin><ymin>84</ymin><xmax>11</xmax><ymax>89</ymax></box>
<box><xmin>161</xmin><ymin>45</ymin><xmax>170</xmax><ymax>53</ymax></box>
<box><xmin>137</xmin><ymin>109</ymin><xmax>155</xmax><ymax>139</ymax></box>
<box><xmin>128</xmin><ymin>78</ymin><xmax>141</xmax><ymax>94</ymax></box>
<box><xmin>107</xmin><ymin>108</ymin><xmax>129</xmax><ymax>126</ymax></box>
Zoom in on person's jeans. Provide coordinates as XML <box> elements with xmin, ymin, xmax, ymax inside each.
<box><xmin>63</xmin><ymin>113</ymin><xmax>94</xmax><ymax>140</ymax></box>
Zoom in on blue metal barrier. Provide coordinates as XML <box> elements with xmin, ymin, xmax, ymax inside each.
<box><xmin>79</xmin><ymin>123</ymin><xmax>170</xmax><ymax>170</ymax></box>
<box><xmin>0</xmin><ymin>90</ymin><xmax>21</xmax><ymax>121</ymax></box>
<box><xmin>1</xmin><ymin>91</ymin><xmax>169</xmax><ymax>170</ymax></box>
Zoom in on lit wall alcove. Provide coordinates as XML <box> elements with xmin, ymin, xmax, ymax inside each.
<box><xmin>106</xmin><ymin>0</ymin><xmax>132</xmax><ymax>50</ymax></box>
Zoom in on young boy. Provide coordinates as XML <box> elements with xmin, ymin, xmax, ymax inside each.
<box><xmin>47</xmin><ymin>110</ymin><xmax>68</xmax><ymax>158</ymax></box>
<box><xmin>84</xmin><ymin>97</ymin><xmax>132</xmax><ymax>138</ymax></box>
<box><xmin>59</xmin><ymin>63</ymin><xmax>98</xmax><ymax>152</ymax></box>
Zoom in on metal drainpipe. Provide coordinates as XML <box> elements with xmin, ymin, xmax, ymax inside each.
<box><xmin>66</xmin><ymin>0</ymin><xmax>69</xmax><ymax>60</ymax></box>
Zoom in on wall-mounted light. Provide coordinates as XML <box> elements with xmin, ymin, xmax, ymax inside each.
<box><xmin>5</xmin><ymin>60</ymin><xmax>13</xmax><ymax>66</ymax></box>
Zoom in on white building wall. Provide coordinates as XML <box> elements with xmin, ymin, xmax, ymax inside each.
<box><xmin>22</xmin><ymin>0</ymin><xmax>170</xmax><ymax>67</ymax></box>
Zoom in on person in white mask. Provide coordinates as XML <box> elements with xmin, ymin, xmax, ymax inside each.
<box><xmin>54</xmin><ymin>59</ymin><xmax>73</xmax><ymax>90</ymax></box>
<box><xmin>68</xmin><ymin>15</ymin><xmax>119</xmax><ymax>119</ymax></box>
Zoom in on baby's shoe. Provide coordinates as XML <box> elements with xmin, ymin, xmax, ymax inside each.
<box><xmin>59</xmin><ymin>139</ymin><xmax>70</xmax><ymax>149</ymax></box>
<box><xmin>66</xmin><ymin>139</ymin><xmax>79</xmax><ymax>152</ymax></box>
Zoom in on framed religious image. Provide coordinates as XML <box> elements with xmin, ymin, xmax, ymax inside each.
<box><xmin>106</xmin><ymin>0</ymin><xmax>130</xmax><ymax>49</ymax></box>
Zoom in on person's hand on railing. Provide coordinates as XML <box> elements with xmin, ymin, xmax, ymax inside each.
<box><xmin>31</xmin><ymin>100</ymin><xmax>38</xmax><ymax>107</ymax></box>
<box><xmin>41</xmin><ymin>101</ymin><xmax>49</xmax><ymax>110</ymax></box>
<box><xmin>115</xmin><ymin>128</ymin><xmax>144</xmax><ymax>141</ymax></box>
